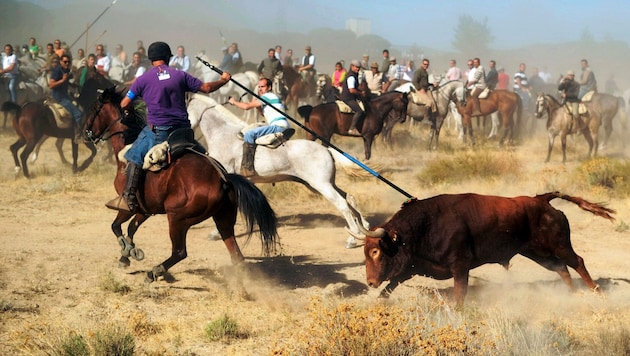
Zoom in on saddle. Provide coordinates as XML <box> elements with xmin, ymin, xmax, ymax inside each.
<box><xmin>581</xmin><ymin>90</ymin><xmax>596</xmax><ymax>102</ymax></box>
<box><xmin>237</xmin><ymin>123</ymin><xmax>296</xmax><ymax>149</ymax></box>
<box><xmin>143</xmin><ymin>128</ymin><xmax>207</xmax><ymax>171</ymax></box>
<box><xmin>335</xmin><ymin>100</ymin><xmax>365</xmax><ymax>114</ymax></box>
<box><xmin>465</xmin><ymin>87</ymin><xmax>490</xmax><ymax>99</ymax></box>
<box><xmin>565</xmin><ymin>102</ymin><xmax>588</xmax><ymax>115</ymax></box>
<box><xmin>43</xmin><ymin>98</ymin><xmax>73</xmax><ymax>128</ymax></box>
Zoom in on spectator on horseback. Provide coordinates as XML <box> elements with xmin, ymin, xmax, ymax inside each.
<box><xmin>28</xmin><ymin>37</ymin><xmax>39</xmax><ymax>59</ymax></box>
<box><xmin>497</xmin><ymin>66</ymin><xmax>510</xmax><ymax>90</ymax></box>
<box><xmin>513</xmin><ymin>62</ymin><xmax>530</xmax><ymax>108</ymax></box>
<box><xmin>53</xmin><ymin>39</ymin><xmax>65</xmax><ymax>59</ymax></box>
<box><xmin>529</xmin><ymin>67</ymin><xmax>546</xmax><ymax>94</ymax></box>
<box><xmin>169</xmin><ymin>45</ymin><xmax>190</xmax><ymax>73</ymax></box>
<box><xmin>229</xmin><ymin>77</ymin><xmax>290</xmax><ymax>177</ymax></box>
<box><xmin>380</xmin><ymin>49</ymin><xmax>390</xmax><ymax>73</ymax></box>
<box><xmin>445</xmin><ymin>59</ymin><xmax>461</xmax><ymax>81</ymax></box>
<box><xmin>73</xmin><ymin>48</ymin><xmax>86</xmax><ymax>71</ymax></box>
<box><xmin>558</xmin><ymin>70</ymin><xmax>581</xmax><ymax>128</ymax></box>
<box><xmin>577</xmin><ymin>59</ymin><xmax>597</xmax><ymax>99</ymax></box>
<box><xmin>49</xmin><ymin>54</ymin><xmax>82</xmax><ymax>143</ymax></box>
<box><xmin>298</xmin><ymin>45</ymin><xmax>316</xmax><ymax>86</ymax></box>
<box><xmin>122</xmin><ymin>52</ymin><xmax>146</xmax><ymax>86</ymax></box>
<box><xmin>486</xmin><ymin>60</ymin><xmax>498</xmax><ymax>90</ymax></box>
<box><xmin>230</xmin><ymin>43</ymin><xmax>243</xmax><ymax>73</ymax></box>
<box><xmin>465</xmin><ymin>57</ymin><xmax>487</xmax><ymax>116</ymax></box>
<box><xmin>344</xmin><ymin>59</ymin><xmax>366</xmax><ymax>136</ymax></box>
<box><xmin>107</xmin><ymin>41</ymin><xmax>231</xmax><ymax>212</ymax></box>
<box><xmin>1</xmin><ymin>44</ymin><xmax>20</xmax><ymax>103</ymax></box>
<box><xmin>218</xmin><ymin>46</ymin><xmax>232</xmax><ymax>72</ymax></box>
<box><xmin>78</xmin><ymin>53</ymin><xmax>98</xmax><ymax>88</ymax></box>
<box><xmin>361</xmin><ymin>54</ymin><xmax>370</xmax><ymax>71</ymax></box>
<box><xmin>331</xmin><ymin>61</ymin><xmax>347</xmax><ymax>90</ymax></box>
<box><xmin>40</xmin><ymin>43</ymin><xmax>57</xmax><ymax>74</ymax></box>
<box><xmin>282</xmin><ymin>48</ymin><xmax>294</xmax><ymax>67</ymax></box>
<box><xmin>383</xmin><ymin>56</ymin><xmax>400</xmax><ymax>92</ymax></box>
<box><xmin>257</xmin><ymin>48</ymin><xmax>282</xmax><ymax>80</ymax></box>
<box><xmin>274</xmin><ymin>45</ymin><xmax>283</xmax><ymax>64</ymax></box>
<box><xmin>95</xmin><ymin>44</ymin><xmax>110</xmax><ymax>77</ymax></box>
<box><xmin>411</xmin><ymin>58</ymin><xmax>437</xmax><ymax>119</ymax></box>
<box><xmin>364</xmin><ymin>61</ymin><xmax>384</xmax><ymax>96</ymax></box>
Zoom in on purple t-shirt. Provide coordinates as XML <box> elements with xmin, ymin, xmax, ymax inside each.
<box><xmin>129</xmin><ymin>64</ymin><xmax>202</xmax><ymax>126</ymax></box>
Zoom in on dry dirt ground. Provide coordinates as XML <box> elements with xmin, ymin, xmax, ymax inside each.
<box><xmin>1</xmin><ymin>118</ymin><xmax>629</xmax><ymax>355</ymax></box>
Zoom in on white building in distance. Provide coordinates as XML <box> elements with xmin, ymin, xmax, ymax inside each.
<box><xmin>346</xmin><ymin>18</ymin><xmax>371</xmax><ymax>37</ymax></box>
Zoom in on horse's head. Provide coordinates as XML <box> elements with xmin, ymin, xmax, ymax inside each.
<box><xmin>534</xmin><ymin>92</ymin><xmax>549</xmax><ymax>118</ymax></box>
<box><xmin>315</xmin><ymin>74</ymin><xmax>330</xmax><ymax>96</ymax></box>
<box><xmin>84</xmin><ymin>87</ymin><xmax>127</xmax><ymax>144</ymax></box>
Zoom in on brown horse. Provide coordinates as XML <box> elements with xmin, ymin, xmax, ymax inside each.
<box><xmin>7</xmin><ymin>74</ymin><xmax>113</xmax><ymax>178</ymax></box>
<box><xmin>454</xmin><ymin>89</ymin><xmax>522</xmax><ymax>145</ymax></box>
<box><xmin>534</xmin><ymin>93</ymin><xmax>595</xmax><ymax>163</ymax></box>
<box><xmin>583</xmin><ymin>92</ymin><xmax>625</xmax><ymax>152</ymax></box>
<box><xmin>298</xmin><ymin>90</ymin><xmax>408</xmax><ymax>160</ymax></box>
<box><xmin>84</xmin><ymin>87</ymin><xmax>278</xmax><ymax>282</ymax></box>
<box><xmin>279</xmin><ymin>64</ymin><xmax>317</xmax><ymax>112</ymax></box>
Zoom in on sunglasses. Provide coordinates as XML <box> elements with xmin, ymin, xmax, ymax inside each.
<box><xmin>61</xmin><ymin>60</ymin><xmax>69</xmax><ymax>63</ymax></box>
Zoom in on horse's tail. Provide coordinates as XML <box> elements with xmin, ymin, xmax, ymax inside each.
<box><xmin>226</xmin><ymin>173</ymin><xmax>279</xmax><ymax>255</ymax></box>
<box><xmin>617</xmin><ymin>96</ymin><xmax>628</xmax><ymax>131</ymax></box>
<box><xmin>538</xmin><ymin>191</ymin><xmax>616</xmax><ymax>222</ymax></box>
<box><xmin>297</xmin><ymin>105</ymin><xmax>313</xmax><ymax>122</ymax></box>
<box><xmin>2</xmin><ymin>101</ymin><xmax>22</xmax><ymax>117</ymax></box>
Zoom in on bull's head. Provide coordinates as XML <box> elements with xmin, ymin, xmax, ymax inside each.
<box><xmin>349</xmin><ymin>225</ymin><xmax>402</xmax><ymax>289</ymax></box>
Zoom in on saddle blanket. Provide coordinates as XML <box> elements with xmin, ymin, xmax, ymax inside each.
<box><xmin>566</xmin><ymin>103</ymin><xmax>588</xmax><ymax>115</ymax></box>
<box><xmin>44</xmin><ymin>99</ymin><xmax>73</xmax><ymax>128</ymax></box>
<box><xmin>335</xmin><ymin>100</ymin><xmax>365</xmax><ymax>113</ymax></box>
<box><xmin>581</xmin><ymin>90</ymin><xmax>595</xmax><ymax>102</ymax></box>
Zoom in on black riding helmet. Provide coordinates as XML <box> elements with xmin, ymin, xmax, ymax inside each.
<box><xmin>147</xmin><ymin>41</ymin><xmax>172</xmax><ymax>62</ymax></box>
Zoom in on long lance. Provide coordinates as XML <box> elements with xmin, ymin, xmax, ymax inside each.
<box><xmin>68</xmin><ymin>0</ymin><xmax>118</xmax><ymax>50</ymax></box>
<box><xmin>196</xmin><ymin>56</ymin><xmax>414</xmax><ymax>199</ymax></box>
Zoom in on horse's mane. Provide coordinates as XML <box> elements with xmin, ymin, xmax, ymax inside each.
<box><xmin>545</xmin><ymin>93</ymin><xmax>563</xmax><ymax>106</ymax></box>
<box><xmin>189</xmin><ymin>93</ymin><xmax>245</xmax><ymax>128</ymax></box>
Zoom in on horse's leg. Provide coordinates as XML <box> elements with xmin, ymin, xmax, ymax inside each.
<box><xmin>146</xmin><ymin>219</ymin><xmax>191</xmax><ymax>282</ymax></box>
<box><xmin>111</xmin><ymin>211</ymin><xmax>140</xmax><ymax>267</ymax></box>
<box><xmin>71</xmin><ymin>141</ymin><xmax>79</xmax><ymax>173</ymax></box>
<box><xmin>77</xmin><ymin>141</ymin><xmax>98</xmax><ymax>172</ymax></box>
<box><xmin>213</xmin><ymin>208</ymin><xmax>244</xmax><ymax>265</ymax></box>
<box><xmin>10</xmin><ymin>137</ymin><xmax>26</xmax><ymax>175</ymax></box>
<box><xmin>19</xmin><ymin>140</ymin><xmax>37</xmax><ymax>178</ymax></box>
<box><xmin>583</xmin><ymin>126</ymin><xmax>595</xmax><ymax>158</ymax></box>
<box><xmin>560</xmin><ymin>133</ymin><xmax>568</xmax><ymax>163</ymax></box>
<box><xmin>363</xmin><ymin>136</ymin><xmax>374</xmax><ymax>160</ymax></box>
<box><xmin>54</xmin><ymin>138</ymin><xmax>69</xmax><ymax>164</ymax></box>
<box><xmin>489</xmin><ymin>112</ymin><xmax>499</xmax><ymax>138</ymax></box>
<box><xmin>546</xmin><ymin>132</ymin><xmax>556</xmax><ymax>163</ymax></box>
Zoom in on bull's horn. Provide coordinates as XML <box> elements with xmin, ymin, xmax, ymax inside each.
<box><xmin>347</xmin><ymin>224</ymin><xmax>386</xmax><ymax>239</ymax></box>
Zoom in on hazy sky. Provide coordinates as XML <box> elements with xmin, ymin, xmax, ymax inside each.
<box><xmin>24</xmin><ymin>0</ymin><xmax>629</xmax><ymax>50</ymax></box>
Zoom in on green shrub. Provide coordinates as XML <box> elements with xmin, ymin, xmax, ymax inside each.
<box><xmin>204</xmin><ymin>314</ymin><xmax>249</xmax><ymax>342</ymax></box>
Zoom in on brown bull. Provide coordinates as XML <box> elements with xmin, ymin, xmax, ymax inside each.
<box><xmin>356</xmin><ymin>192</ymin><xmax>615</xmax><ymax>306</ymax></box>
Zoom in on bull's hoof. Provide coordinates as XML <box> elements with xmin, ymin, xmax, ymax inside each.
<box><xmin>119</xmin><ymin>256</ymin><xmax>131</xmax><ymax>268</ymax></box>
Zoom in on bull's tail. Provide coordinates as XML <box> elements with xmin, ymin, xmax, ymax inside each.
<box><xmin>538</xmin><ymin>191</ymin><xmax>616</xmax><ymax>221</ymax></box>
<box><xmin>297</xmin><ymin>105</ymin><xmax>313</xmax><ymax>123</ymax></box>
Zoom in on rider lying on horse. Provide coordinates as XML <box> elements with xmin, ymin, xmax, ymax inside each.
<box><xmin>229</xmin><ymin>77</ymin><xmax>293</xmax><ymax>177</ymax></box>
<box><xmin>106</xmin><ymin>41</ymin><xmax>231</xmax><ymax>212</ymax></box>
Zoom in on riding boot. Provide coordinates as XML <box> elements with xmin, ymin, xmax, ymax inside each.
<box><xmin>241</xmin><ymin>142</ymin><xmax>257</xmax><ymax>177</ymax></box>
<box><xmin>472</xmin><ymin>97</ymin><xmax>482</xmax><ymax>116</ymax></box>
<box><xmin>347</xmin><ymin>111</ymin><xmax>362</xmax><ymax>136</ymax></box>
<box><xmin>105</xmin><ymin>163</ymin><xmax>143</xmax><ymax>212</ymax></box>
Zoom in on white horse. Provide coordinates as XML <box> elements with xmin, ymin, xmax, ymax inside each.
<box><xmin>187</xmin><ymin>93</ymin><xmax>370</xmax><ymax>248</ymax></box>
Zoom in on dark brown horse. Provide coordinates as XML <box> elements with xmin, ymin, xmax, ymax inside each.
<box><xmin>84</xmin><ymin>87</ymin><xmax>278</xmax><ymax>282</ymax></box>
<box><xmin>279</xmin><ymin>64</ymin><xmax>317</xmax><ymax>112</ymax></box>
<box><xmin>298</xmin><ymin>91</ymin><xmax>408</xmax><ymax>160</ymax></box>
<box><xmin>454</xmin><ymin>89</ymin><xmax>522</xmax><ymax>145</ymax></box>
<box><xmin>7</xmin><ymin>74</ymin><xmax>113</xmax><ymax>178</ymax></box>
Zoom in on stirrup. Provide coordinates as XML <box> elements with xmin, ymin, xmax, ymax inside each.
<box><xmin>105</xmin><ymin>195</ymin><xmax>131</xmax><ymax>211</ymax></box>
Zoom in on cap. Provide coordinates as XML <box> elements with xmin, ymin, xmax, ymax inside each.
<box><xmin>305</xmin><ymin>45</ymin><xmax>311</xmax><ymax>50</ymax></box>
<box><xmin>389</xmin><ymin>56</ymin><xmax>396</xmax><ymax>62</ymax></box>
<box><xmin>370</xmin><ymin>61</ymin><xmax>379</xmax><ymax>68</ymax></box>
<box><xmin>566</xmin><ymin>70</ymin><xmax>574</xmax><ymax>76</ymax></box>
<box><xmin>350</xmin><ymin>59</ymin><xmax>361</xmax><ymax>67</ymax></box>
<box><xmin>221</xmin><ymin>46</ymin><xmax>228</xmax><ymax>51</ymax></box>
<box><xmin>362</xmin><ymin>53</ymin><xmax>369</xmax><ymax>57</ymax></box>
<box><xmin>147</xmin><ymin>41</ymin><xmax>173</xmax><ymax>62</ymax></box>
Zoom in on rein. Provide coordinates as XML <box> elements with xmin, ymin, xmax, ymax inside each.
<box><xmin>85</xmin><ymin>99</ymin><xmax>125</xmax><ymax>144</ymax></box>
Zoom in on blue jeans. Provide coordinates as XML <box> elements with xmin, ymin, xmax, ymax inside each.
<box><xmin>243</xmin><ymin>125</ymin><xmax>286</xmax><ymax>144</ymax></box>
<box><xmin>7</xmin><ymin>76</ymin><xmax>18</xmax><ymax>103</ymax></box>
<box><xmin>57</xmin><ymin>97</ymin><xmax>82</xmax><ymax>124</ymax></box>
<box><xmin>124</xmin><ymin>124</ymin><xmax>190</xmax><ymax>165</ymax></box>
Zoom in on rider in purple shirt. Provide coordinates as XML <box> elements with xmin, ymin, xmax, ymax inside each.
<box><xmin>106</xmin><ymin>41</ymin><xmax>231</xmax><ymax>213</ymax></box>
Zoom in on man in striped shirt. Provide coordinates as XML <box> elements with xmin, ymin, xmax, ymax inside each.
<box><xmin>513</xmin><ymin>62</ymin><xmax>530</xmax><ymax>108</ymax></box>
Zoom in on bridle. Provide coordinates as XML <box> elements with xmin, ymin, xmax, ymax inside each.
<box><xmin>84</xmin><ymin>93</ymin><xmax>125</xmax><ymax>144</ymax></box>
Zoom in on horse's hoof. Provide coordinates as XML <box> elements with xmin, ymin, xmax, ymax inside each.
<box><xmin>130</xmin><ymin>248</ymin><xmax>145</xmax><ymax>261</ymax></box>
<box><xmin>119</xmin><ymin>256</ymin><xmax>131</xmax><ymax>268</ymax></box>
<box><xmin>145</xmin><ymin>272</ymin><xmax>156</xmax><ymax>283</ymax></box>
